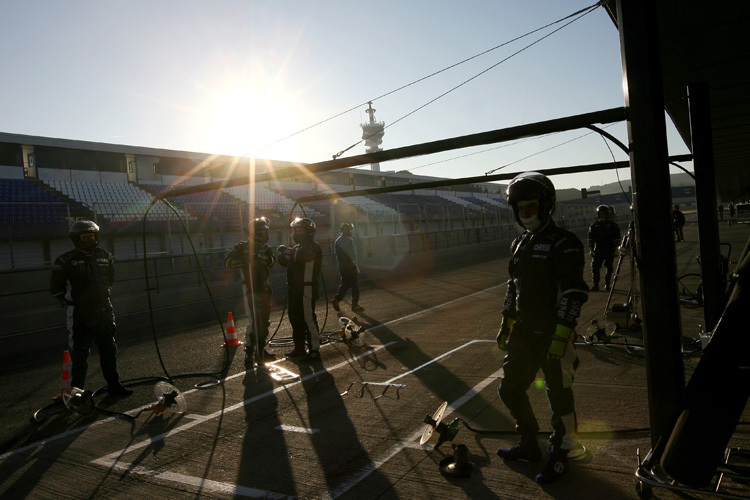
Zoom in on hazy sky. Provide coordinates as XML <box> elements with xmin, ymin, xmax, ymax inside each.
<box><xmin>0</xmin><ymin>1</ymin><xmax>691</xmax><ymax>191</ymax></box>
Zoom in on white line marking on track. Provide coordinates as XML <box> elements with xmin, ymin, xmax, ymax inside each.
<box><xmin>0</xmin><ymin>341</ymin><xmax>395</xmax><ymax>462</ymax></box>
<box><xmin>91</xmin><ymin>349</ymin><xmax>502</xmax><ymax>499</ymax></box>
<box><xmin>92</xmin><ymin>341</ymin><xmax>398</xmax><ymax>466</ymax></box>
<box><xmin>383</xmin><ymin>339</ymin><xmax>494</xmax><ymax>385</ymax></box>
<box><xmin>1</xmin><ymin>285</ymin><xmax>503</xmax><ymax>463</ymax></box>
<box><xmin>1</xmin><ymin>284</ymin><xmax>507</xmax><ymax>497</ymax></box>
<box><xmin>327</xmin><ymin>367</ymin><xmax>504</xmax><ymax>499</ymax></box>
<box><xmin>275</xmin><ymin>424</ymin><xmax>319</xmax><ymax>434</ymax></box>
<box><xmin>90</xmin><ymin>458</ymin><xmax>294</xmax><ymax>500</ymax></box>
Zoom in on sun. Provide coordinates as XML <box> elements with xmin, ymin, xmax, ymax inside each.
<box><xmin>205</xmin><ymin>84</ymin><xmax>296</xmax><ymax>159</ymax></box>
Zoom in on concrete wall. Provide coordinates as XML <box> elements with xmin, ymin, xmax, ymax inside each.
<box><xmin>0</xmin><ymin>164</ymin><xmax>24</xmax><ymax>179</ymax></box>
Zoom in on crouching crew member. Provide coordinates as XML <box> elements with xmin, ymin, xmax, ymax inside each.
<box><xmin>496</xmin><ymin>172</ymin><xmax>589</xmax><ymax>483</ymax></box>
<box><xmin>277</xmin><ymin>217</ymin><xmax>322</xmax><ymax>361</ymax></box>
<box><xmin>224</xmin><ymin>216</ymin><xmax>276</xmax><ymax>363</ymax></box>
<box><xmin>50</xmin><ymin>221</ymin><xmax>132</xmax><ymax>396</ymax></box>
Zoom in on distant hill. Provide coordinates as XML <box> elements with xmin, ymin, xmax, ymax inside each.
<box><xmin>557</xmin><ymin>172</ymin><xmax>694</xmax><ymax>202</ymax></box>
<box><xmin>595</xmin><ymin>172</ymin><xmax>694</xmax><ymax>195</ymax></box>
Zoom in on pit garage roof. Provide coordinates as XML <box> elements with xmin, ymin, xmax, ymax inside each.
<box><xmin>607</xmin><ymin>1</ymin><xmax>750</xmax><ymax>202</ymax></box>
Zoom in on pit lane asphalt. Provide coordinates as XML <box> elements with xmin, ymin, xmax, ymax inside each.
<box><xmin>1</xmin><ymin>221</ymin><xmax>747</xmax><ymax>499</ymax></box>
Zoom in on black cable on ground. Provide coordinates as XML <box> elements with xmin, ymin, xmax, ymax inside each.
<box><xmin>133</xmin><ymin>198</ymin><xmax>231</xmax><ymax>388</ymax></box>
<box><xmin>459</xmin><ymin>419</ymin><xmax>650</xmax><ymax>439</ymax></box>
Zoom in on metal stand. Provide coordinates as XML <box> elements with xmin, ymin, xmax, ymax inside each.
<box><xmin>341</xmin><ymin>381</ymin><xmax>405</xmax><ymax>399</ymax></box>
<box><xmin>635</xmin><ymin>446</ymin><xmax>750</xmax><ymax>499</ymax></box>
<box><xmin>604</xmin><ymin>220</ymin><xmax>642</xmax><ymax>332</ymax></box>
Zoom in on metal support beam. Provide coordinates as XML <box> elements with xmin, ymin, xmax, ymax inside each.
<box><xmin>154</xmin><ymin>107</ymin><xmax>626</xmax><ymax>199</ymax></box>
<box><xmin>617</xmin><ymin>0</ymin><xmax>685</xmax><ymax>446</ymax></box>
<box><xmin>296</xmin><ymin>155</ymin><xmax>692</xmax><ymax>203</ymax></box>
<box><xmin>688</xmin><ymin>82</ymin><xmax>723</xmax><ymax>332</ymax></box>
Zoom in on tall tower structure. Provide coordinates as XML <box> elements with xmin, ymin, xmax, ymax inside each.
<box><xmin>361</xmin><ymin>101</ymin><xmax>385</xmax><ymax>172</ymax></box>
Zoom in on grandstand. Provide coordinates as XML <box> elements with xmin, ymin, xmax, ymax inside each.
<box><xmin>44</xmin><ymin>179</ymin><xmax>194</xmax><ymax>222</ymax></box>
<box><xmin>0</xmin><ymin>132</ymin><xmax>620</xmax><ymax>271</ymax></box>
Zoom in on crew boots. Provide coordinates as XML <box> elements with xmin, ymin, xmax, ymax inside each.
<box><xmin>496</xmin><ymin>435</ymin><xmax>542</xmax><ymax>462</ymax></box>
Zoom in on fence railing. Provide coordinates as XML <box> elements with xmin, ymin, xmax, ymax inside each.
<box><xmin>0</xmin><ymin>199</ymin><xmax>619</xmax><ymax>270</ymax></box>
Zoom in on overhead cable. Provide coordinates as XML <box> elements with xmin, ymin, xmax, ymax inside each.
<box><xmin>248</xmin><ymin>1</ymin><xmax>606</xmax><ymax>158</ymax></box>
<box><xmin>331</xmin><ymin>1</ymin><xmax>604</xmax><ymax>160</ymax></box>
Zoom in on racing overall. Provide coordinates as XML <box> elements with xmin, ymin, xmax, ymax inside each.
<box><xmin>286</xmin><ymin>240</ymin><xmax>322</xmax><ymax>353</ymax></box>
<box><xmin>334</xmin><ymin>233</ymin><xmax>359</xmax><ymax>307</ymax></box>
<box><xmin>50</xmin><ymin>247</ymin><xmax>120</xmax><ymax>389</ymax></box>
<box><xmin>224</xmin><ymin>240</ymin><xmax>275</xmax><ymax>353</ymax></box>
<box><xmin>588</xmin><ymin>218</ymin><xmax>621</xmax><ymax>289</ymax></box>
<box><xmin>499</xmin><ymin>221</ymin><xmax>589</xmax><ymax>450</ymax></box>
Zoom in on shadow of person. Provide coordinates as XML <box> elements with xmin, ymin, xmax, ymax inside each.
<box><xmin>294</xmin><ymin>359</ymin><xmax>394</xmax><ymax>498</ymax></box>
<box><xmin>233</xmin><ymin>366</ymin><xmax>296</xmax><ymax>498</ymax></box>
<box><xmin>0</xmin><ymin>410</ymin><xmax>96</xmax><ymax>498</ymax></box>
<box><xmin>355</xmin><ymin>310</ymin><xmax>511</xmax><ymax>427</ymax></box>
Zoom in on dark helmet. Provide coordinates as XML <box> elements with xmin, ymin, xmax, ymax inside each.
<box><xmin>596</xmin><ymin>204</ymin><xmax>610</xmax><ymax>218</ymax></box>
<box><xmin>249</xmin><ymin>217</ymin><xmax>270</xmax><ymax>244</ymax></box>
<box><xmin>340</xmin><ymin>222</ymin><xmax>354</xmax><ymax>232</ymax></box>
<box><xmin>506</xmin><ymin>172</ymin><xmax>556</xmax><ymax>227</ymax></box>
<box><xmin>70</xmin><ymin>220</ymin><xmax>100</xmax><ymax>251</ymax></box>
<box><xmin>290</xmin><ymin>217</ymin><xmax>316</xmax><ymax>243</ymax></box>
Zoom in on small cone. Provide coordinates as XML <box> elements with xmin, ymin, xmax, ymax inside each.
<box><xmin>53</xmin><ymin>350</ymin><xmax>72</xmax><ymax>401</ymax></box>
<box><xmin>223</xmin><ymin>312</ymin><xmax>243</xmax><ymax>347</ymax></box>
<box><xmin>728</xmin><ymin>219</ymin><xmax>732</xmax><ymax>227</ymax></box>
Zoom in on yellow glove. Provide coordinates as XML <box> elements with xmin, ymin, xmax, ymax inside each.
<box><xmin>547</xmin><ymin>324</ymin><xmax>572</xmax><ymax>361</ymax></box>
<box><xmin>496</xmin><ymin>317</ymin><xmax>515</xmax><ymax>351</ymax></box>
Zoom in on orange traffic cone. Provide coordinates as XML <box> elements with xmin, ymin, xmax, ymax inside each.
<box><xmin>223</xmin><ymin>312</ymin><xmax>243</xmax><ymax>347</ymax></box>
<box><xmin>53</xmin><ymin>350</ymin><xmax>72</xmax><ymax>401</ymax></box>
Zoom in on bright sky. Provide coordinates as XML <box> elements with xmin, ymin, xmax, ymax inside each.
<box><xmin>0</xmin><ymin>1</ymin><xmax>691</xmax><ymax>191</ymax></box>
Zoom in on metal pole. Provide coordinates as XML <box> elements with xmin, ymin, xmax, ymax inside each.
<box><xmin>688</xmin><ymin>81</ymin><xmax>723</xmax><ymax>331</ymax></box>
<box><xmin>296</xmin><ymin>157</ymin><xmax>690</xmax><ymax>204</ymax></box>
<box><xmin>618</xmin><ymin>0</ymin><xmax>685</xmax><ymax>446</ymax></box>
<box><xmin>8</xmin><ymin>224</ymin><xmax>14</xmax><ymax>269</ymax></box>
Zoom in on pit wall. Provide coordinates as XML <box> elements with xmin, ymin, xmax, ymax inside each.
<box><xmin>0</xmin><ymin>220</ymin><xmax>599</xmax><ymax>362</ymax></box>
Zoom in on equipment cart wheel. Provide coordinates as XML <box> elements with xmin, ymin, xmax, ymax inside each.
<box><xmin>635</xmin><ymin>480</ymin><xmax>653</xmax><ymax>499</ymax></box>
<box><xmin>676</xmin><ymin>272</ymin><xmax>702</xmax><ymax>306</ymax></box>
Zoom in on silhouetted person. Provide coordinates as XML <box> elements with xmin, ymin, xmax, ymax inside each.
<box><xmin>50</xmin><ymin>221</ymin><xmax>132</xmax><ymax>396</ymax></box>
<box><xmin>332</xmin><ymin>222</ymin><xmax>363</xmax><ymax>313</ymax></box>
<box><xmin>587</xmin><ymin>205</ymin><xmax>620</xmax><ymax>291</ymax></box>
<box><xmin>277</xmin><ymin>218</ymin><xmax>322</xmax><ymax>362</ymax></box>
<box><xmin>496</xmin><ymin>172</ymin><xmax>589</xmax><ymax>483</ymax></box>
<box><xmin>673</xmin><ymin>205</ymin><xmax>686</xmax><ymax>242</ymax></box>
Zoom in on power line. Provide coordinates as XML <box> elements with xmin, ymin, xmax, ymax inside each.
<box><xmin>331</xmin><ymin>1</ymin><xmax>603</xmax><ymax>160</ymax></box>
<box><xmin>246</xmin><ymin>1</ymin><xmax>606</xmax><ymax>159</ymax></box>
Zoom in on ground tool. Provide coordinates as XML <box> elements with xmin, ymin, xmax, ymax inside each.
<box><xmin>439</xmin><ymin>443</ymin><xmax>477</xmax><ymax>478</ymax></box>
<box><xmin>33</xmin><ymin>381</ymin><xmax>188</xmax><ymax>423</ymax></box>
<box><xmin>420</xmin><ymin>401</ymin><xmax>461</xmax><ymax>450</ymax></box>
<box><xmin>62</xmin><ymin>387</ymin><xmax>96</xmax><ymax>417</ymax></box>
<box><xmin>146</xmin><ymin>381</ymin><xmax>187</xmax><ymax>416</ymax></box>
<box><xmin>337</xmin><ymin>315</ymin><xmax>364</xmax><ymax>345</ymax></box>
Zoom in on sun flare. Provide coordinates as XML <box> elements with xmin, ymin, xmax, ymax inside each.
<box><xmin>205</xmin><ymin>85</ymin><xmax>296</xmax><ymax>159</ymax></box>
